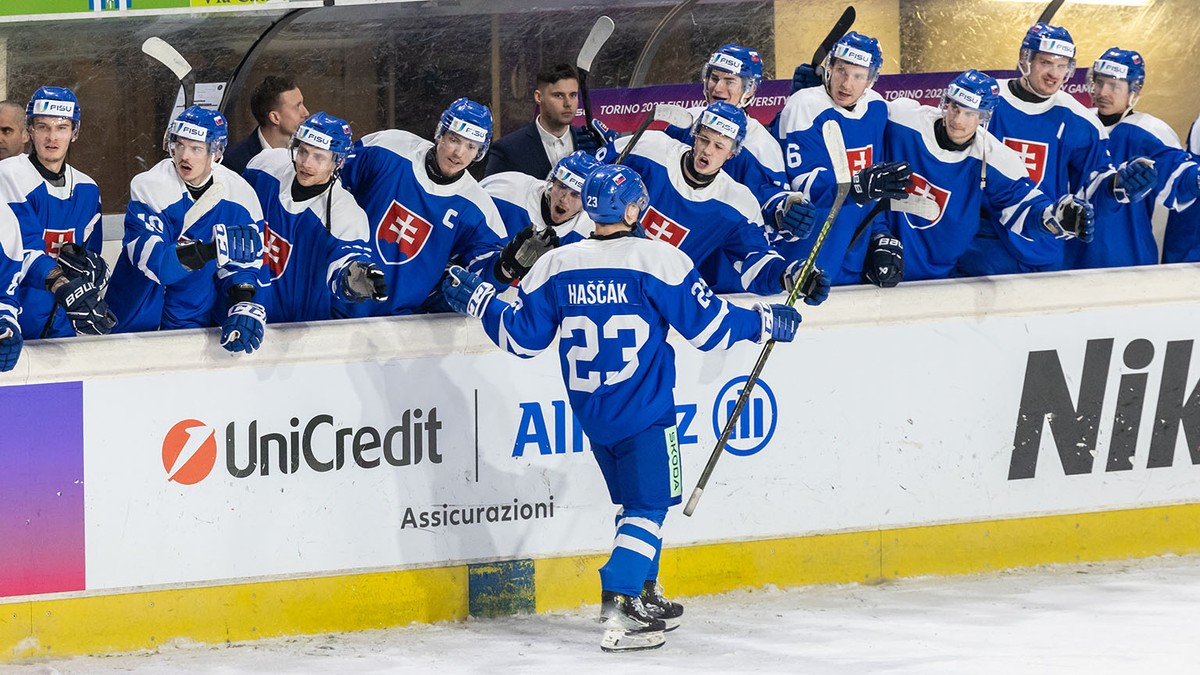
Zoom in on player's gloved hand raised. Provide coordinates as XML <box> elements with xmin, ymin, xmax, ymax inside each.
<box><xmin>221</xmin><ymin>301</ymin><xmax>266</xmax><ymax>354</ymax></box>
<box><xmin>864</xmin><ymin>233</ymin><xmax>904</xmax><ymax>288</ymax></box>
<box><xmin>57</xmin><ymin>242</ymin><xmax>109</xmax><ymax>288</ymax></box>
<box><xmin>442</xmin><ymin>265</ymin><xmax>497</xmax><ymax>319</ymax></box>
<box><xmin>213</xmin><ymin>223</ymin><xmax>264</xmax><ymax>266</ymax></box>
<box><xmin>53</xmin><ymin>275</ymin><xmax>117</xmax><ymax>335</ymax></box>
<box><xmin>0</xmin><ymin>318</ymin><xmax>22</xmax><ymax>373</ymax></box>
<box><xmin>849</xmin><ymin>161</ymin><xmax>913</xmax><ymax>206</ymax></box>
<box><xmin>1042</xmin><ymin>194</ymin><xmax>1095</xmax><ymax>243</ymax></box>
<box><xmin>571</xmin><ymin>119</ymin><xmax>618</xmax><ymax>155</ymax></box>
<box><xmin>1112</xmin><ymin>157</ymin><xmax>1157</xmax><ymax>204</ymax></box>
<box><xmin>496</xmin><ymin>225</ymin><xmax>560</xmax><ymax>284</ymax></box>
<box><xmin>336</xmin><ymin>260</ymin><xmax>388</xmax><ymax>302</ymax></box>
<box><xmin>754</xmin><ymin>303</ymin><xmax>802</xmax><ymax>343</ymax></box>
<box><xmin>792</xmin><ymin>63</ymin><xmax>823</xmax><ymax>93</ymax></box>
<box><xmin>773</xmin><ymin>194</ymin><xmax>817</xmax><ymax>242</ymax></box>
<box><xmin>781</xmin><ymin>262</ymin><xmax>830</xmax><ymax>306</ymax></box>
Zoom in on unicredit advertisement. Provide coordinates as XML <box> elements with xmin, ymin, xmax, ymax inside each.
<box><xmin>4</xmin><ymin>295</ymin><xmax>1200</xmax><ymax>598</ymax></box>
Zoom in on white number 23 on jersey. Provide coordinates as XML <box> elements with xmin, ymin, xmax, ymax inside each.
<box><xmin>562</xmin><ymin>315</ymin><xmax>650</xmax><ymax>393</ymax></box>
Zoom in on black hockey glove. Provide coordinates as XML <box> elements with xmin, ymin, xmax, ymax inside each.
<box><xmin>849</xmin><ymin>161</ymin><xmax>913</xmax><ymax>206</ymax></box>
<box><xmin>864</xmin><ymin>233</ymin><xmax>903</xmax><ymax>288</ymax></box>
<box><xmin>53</xmin><ymin>275</ymin><xmax>117</xmax><ymax>335</ymax></box>
<box><xmin>57</xmin><ymin>243</ymin><xmax>109</xmax><ymax>288</ymax></box>
<box><xmin>495</xmin><ymin>225</ymin><xmax>560</xmax><ymax>285</ymax></box>
<box><xmin>1042</xmin><ymin>194</ymin><xmax>1095</xmax><ymax>243</ymax></box>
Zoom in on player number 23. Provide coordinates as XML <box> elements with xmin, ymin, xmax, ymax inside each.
<box><xmin>562</xmin><ymin>314</ymin><xmax>650</xmax><ymax>393</ymax></box>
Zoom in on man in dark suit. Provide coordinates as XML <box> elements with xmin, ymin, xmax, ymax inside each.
<box><xmin>223</xmin><ymin>75</ymin><xmax>310</xmax><ymax>175</ymax></box>
<box><xmin>485</xmin><ymin>63</ymin><xmax>602</xmax><ymax>179</ymax></box>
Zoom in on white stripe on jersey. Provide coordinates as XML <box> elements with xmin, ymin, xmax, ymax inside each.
<box><xmin>248</xmin><ymin>147</ymin><xmax>370</xmax><ymax>243</ymax></box>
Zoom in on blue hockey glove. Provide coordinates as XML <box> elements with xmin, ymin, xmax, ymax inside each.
<box><xmin>781</xmin><ymin>262</ymin><xmax>830</xmax><ymax>306</ymax></box>
<box><xmin>864</xmin><ymin>233</ymin><xmax>904</xmax><ymax>288</ymax></box>
<box><xmin>571</xmin><ymin>119</ymin><xmax>618</xmax><ymax>155</ymax></box>
<box><xmin>221</xmin><ymin>301</ymin><xmax>266</xmax><ymax>354</ymax></box>
<box><xmin>1112</xmin><ymin>157</ymin><xmax>1157</xmax><ymax>204</ymax></box>
<box><xmin>56</xmin><ymin>242</ymin><xmax>109</xmax><ymax>287</ymax></box>
<box><xmin>214</xmin><ymin>223</ymin><xmax>264</xmax><ymax>266</ymax></box>
<box><xmin>0</xmin><ymin>319</ymin><xmax>22</xmax><ymax>372</ymax></box>
<box><xmin>849</xmin><ymin>161</ymin><xmax>913</xmax><ymax>206</ymax></box>
<box><xmin>1042</xmin><ymin>194</ymin><xmax>1095</xmax><ymax>243</ymax></box>
<box><xmin>442</xmin><ymin>265</ymin><xmax>496</xmax><ymax>319</ymax></box>
<box><xmin>53</xmin><ymin>276</ymin><xmax>117</xmax><ymax>335</ymax></box>
<box><xmin>792</xmin><ymin>63</ymin><xmax>823</xmax><ymax>93</ymax></box>
<box><xmin>773</xmin><ymin>194</ymin><xmax>817</xmax><ymax>242</ymax></box>
<box><xmin>754</xmin><ymin>303</ymin><xmax>802</xmax><ymax>343</ymax></box>
<box><xmin>336</xmin><ymin>260</ymin><xmax>388</xmax><ymax>302</ymax></box>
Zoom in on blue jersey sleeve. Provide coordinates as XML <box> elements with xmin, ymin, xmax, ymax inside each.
<box><xmin>123</xmin><ymin>198</ymin><xmax>191</xmax><ymax>287</ymax></box>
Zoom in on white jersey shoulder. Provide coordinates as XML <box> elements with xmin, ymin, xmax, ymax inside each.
<box><xmin>130</xmin><ymin>158</ymin><xmax>189</xmax><ymax>214</ymax></box>
<box><xmin>0</xmin><ymin>154</ymin><xmax>96</xmax><ymax>203</ymax></box>
<box><xmin>1120</xmin><ymin>111</ymin><xmax>1183</xmax><ymax>149</ymax></box>
<box><xmin>249</xmin><ymin>148</ymin><xmax>367</xmax><ymax>240</ymax></box>
<box><xmin>996</xmin><ymin>78</ymin><xmax>1106</xmax><ymax>136</ymax></box>
<box><xmin>0</xmin><ymin>201</ymin><xmax>20</xmax><ymax>265</ymax></box>
<box><xmin>778</xmin><ymin>86</ymin><xmax>884</xmax><ymax>139</ymax></box>
<box><xmin>481</xmin><ymin>170</ymin><xmax>542</xmax><ymax>211</ymax></box>
<box><xmin>359</xmin><ymin>129</ymin><xmax>432</xmax><ymax>162</ymax></box>
<box><xmin>621</xmin><ymin>130</ymin><xmax>762</xmax><ymax>225</ymax></box>
<box><xmin>212</xmin><ymin>162</ymin><xmax>265</xmax><ymax>222</ymax></box>
<box><xmin>522</xmin><ymin>234</ymin><xmax>696</xmax><ymax>294</ymax></box>
<box><xmin>246</xmin><ymin>146</ymin><xmax>294</xmax><ymax>178</ymax></box>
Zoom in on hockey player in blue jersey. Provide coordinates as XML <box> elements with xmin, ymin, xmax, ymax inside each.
<box><xmin>244</xmin><ymin>111</ymin><xmax>386</xmax><ymax>323</ymax></box>
<box><xmin>340</xmin><ymin>98</ymin><xmax>543</xmax><ymax>313</ymax></box>
<box><xmin>883</xmin><ymin>70</ymin><xmax>1094</xmax><ymax>281</ymax></box>
<box><xmin>0</xmin><ymin>203</ymin><xmax>23</xmax><ymax>372</ymax></box>
<box><xmin>1071</xmin><ymin>48</ymin><xmax>1200</xmax><ymax>268</ymax></box>
<box><xmin>775</xmin><ymin>32</ymin><xmax>914</xmax><ymax>288</ymax></box>
<box><xmin>599</xmin><ymin>101</ymin><xmax>830</xmax><ymax>304</ymax></box>
<box><xmin>439</xmin><ymin>163</ymin><xmax>802</xmax><ymax>651</ymax></box>
<box><xmin>0</xmin><ymin>86</ymin><xmax>115</xmax><ymax>339</ymax></box>
<box><xmin>105</xmin><ymin>106</ymin><xmax>269</xmax><ymax>354</ymax></box>
<box><xmin>663</xmin><ymin>44</ymin><xmax>816</xmax><ymax>241</ymax></box>
<box><xmin>481</xmin><ymin>150</ymin><xmax>600</xmax><ymax>245</ymax></box>
<box><xmin>956</xmin><ymin>23</ymin><xmax>1157</xmax><ymax>276</ymax></box>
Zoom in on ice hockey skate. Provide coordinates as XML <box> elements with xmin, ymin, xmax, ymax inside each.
<box><xmin>641</xmin><ymin>580</ymin><xmax>684</xmax><ymax>631</ymax></box>
<box><xmin>599</xmin><ymin>591</ymin><xmax>666</xmax><ymax>652</ymax></box>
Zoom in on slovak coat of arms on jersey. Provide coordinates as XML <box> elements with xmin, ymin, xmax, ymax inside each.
<box><xmin>376</xmin><ymin>200</ymin><xmax>429</xmax><ymax>265</ymax></box>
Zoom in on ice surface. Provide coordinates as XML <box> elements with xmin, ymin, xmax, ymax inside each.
<box><xmin>8</xmin><ymin>555</ymin><xmax>1200</xmax><ymax>674</ymax></box>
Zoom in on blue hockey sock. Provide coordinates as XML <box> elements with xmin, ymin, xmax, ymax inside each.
<box><xmin>599</xmin><ymin>509</ymin><xmax>665</xmax><ymax>596</ymax></box>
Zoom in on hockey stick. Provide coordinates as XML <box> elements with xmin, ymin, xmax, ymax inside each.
<box><xmin>1037</xmin><ymin>0</ymin><xmax>1065</xmax><ymax>25</ymax></box>
<box><xmin>812</xmin><ymin>6</ymin><xmax>857</xmax><ymax>76</ymax></box>
<box><xmin>577</xmin><ymin>16</ymin><xmax>615</xmax><ymax>147</ymax></box>
<box><xmin>846</xmin><ymin>195</ymin><xmax>940</xmax><ymax>251</ymax></box>
<box><xmin>614</xmin><ymin>103</ymin><xmax>693</xmax><ymax>166</ymax></box>
<box><xmin>184</xmin><ymin>181</ymin><xmax>226</xmax><ymax>231</ymax></box>
<box><xmin>684</xmin><ymin>119</ymin><xmax>851</xmax><ymax>517</ymax></box>
<box><xmin>142</xmin><ymin>37</ymin><xmax>195</xmax><ymax>108</ymax></box>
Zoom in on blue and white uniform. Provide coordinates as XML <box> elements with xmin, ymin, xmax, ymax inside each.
<box><xmin>600</xmin><ymin>131</ymin><xmax>787</xmax><ymax>295</ymax></box>
<box><xmin>956</xmin><ymin>80</ymin><xmax>1113</xmax><ymax>275</ymax></box>
<box><xmin>340</xmin><ymin>130</ymin><xmax>507</xmax><ymax>315</ymax></box>
<box><xmin>1069</xmin><ymin>112</ymin><xmax>1199</xmax><ymax>268</ymax></box>
<box><xmin>106</xmin><ymin>160</ymin><xmax>268</xmax><ymax>332</ymax></box>
<box><xmin>480</xmin><ymin>170</ymin><xmax>595</xmax><ymax>244</ymax></box>
<box><xmin>775</xmin><ymin>86</ymin><xmax>891</xmax><ymax>284</ymax></box>
<box><xmin>665</xmin><ymin>109</ymin><xmax>788</xmax><ymax>222</ymax></box>
<box><xmin>244</xmin><ymin>148</ymin><xmax>374</xmax><ymax>322</ymax></box>
<box><xmin>0</xmin><ymin>203</ymin><xmax>22</xmax><ymax>331</ymax></box>
<box><xmin>0</xmin><ymin>155</ymin><xmax>102</xmax><ymax>338</ymax></box>
<box><xmin>883</xmin><ymin>99</ymin><xmax>1055</xmax><ymax>281</ymax></box>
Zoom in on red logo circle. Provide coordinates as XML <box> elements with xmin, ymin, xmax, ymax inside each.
<box><xmin>162</xmin><ymin>419</ymin><xmax>217</xmax><ymax>485</ymax></box>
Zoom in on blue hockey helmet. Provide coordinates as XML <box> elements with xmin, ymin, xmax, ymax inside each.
<box><xmin>940</xmin><ymin>69</ymin><xmax>1001</xmax><ymax>126</ymax></box>
<box><xmin>435</xmin><ymin>97</ymin><xmax>493</xmax><ymax>162</ymax></box>
<box><xmin>293</xmin><ymin>111</ymin><xmax>353</xmax><ymax>167</ymax></box>
<box><xmin>27</xmin><ymin>86</ymin><xmax>81</xmax><ymax>138</ymax></box>
<box><xmin>581</xmin><ymin>164</ymin><xmax>648</xmax><ymax>226</ymax></box>
<box><xmin>691</xmin><ymin>101</ymin><xmax>748</xmax><ymax>155</ymax></box>
<box><xmin>823</xmin><ymin>31</ymin><xmax>883</xmax><ymax>86</ymax></box>
<box><xmin>1018</xmin><ymin>23</ymin><xmax>1077</xmax><ymax>80</ymax></box>
<box><xmin>549</xmin><ymin>150</ymin><xmax>601</xmax><ymax>194</ymax></box>
<box><xmin>1090</xmin><ymin>47</ymin><xmax>1146</xmax><ymax>94</ymax></box>
<box><xmin>165</xmin><ymin>106</ymin><xmax>229</xmax><ymax>157</ymax></box>
<box><xmin>701</xmin><ymin>44</ymin><xmax>764</xmax><ymax>108</ymax></box>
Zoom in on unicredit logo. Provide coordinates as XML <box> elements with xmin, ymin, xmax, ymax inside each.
<box><xmin>161</xmin><ymin>409</ymin><xmax>443</xmax><ymax>485</ymax></box>
<box><xmin>162</xmin><ymin>419</ymin><xmax>218</xmax><ymax>485</ymax></box>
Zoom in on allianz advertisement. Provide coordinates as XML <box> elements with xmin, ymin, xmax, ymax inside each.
<box><xmin>6</xmin><ymin>299</ymin><xmax>1200</xmax><ymax>597</ymax></box>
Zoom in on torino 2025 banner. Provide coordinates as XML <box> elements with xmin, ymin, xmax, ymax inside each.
<box><xmin>5</xmin><ymin>294</ymin><xmax>1200</xmax><ymax>599</ymax></box>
